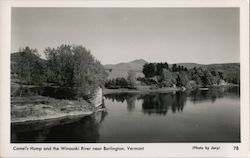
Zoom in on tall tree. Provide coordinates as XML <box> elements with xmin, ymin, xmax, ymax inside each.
<box><xmin>201</xmin><ymin>69</ymin><xmax>213</xmax><ymax>87</ymax></box>
<box><xmin>159</xmin><ymin>69</ymin><xmax>174</xmax><ymax>87</ymax></box>
<box><xmin>127</xmin><ymin>70</ymin><xmax>137</xmax><ymax>87</ymax></box>
<box><xmin>143</xmin><ymin>63</ymin><xmax>156</xmax><ymax>78</ymax></box>
<box><xmin>176</xmin><ymin>72</ymin><xmax>189</xmax><ymax>87</ymax></box>
<box><xmin>172</xmin><ymin>64</ymin><xmax>177</xmax><ymax>72</ymax></box>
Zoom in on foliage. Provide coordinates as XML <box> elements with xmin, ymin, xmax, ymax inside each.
<box><xmin>172</xmin><ymin>64</ymin><xmax>188</xmax><ymax>72</ymax></box>
<box><xmin>206</xmin><ymin>64</ymin><xmax>240</xmax><ymax>84</ymax></box>
<box><xmin>143</xmin><ymin>62</ymin><xmax>170</xmax><ymax>78</ymax></box>
<box><xmin>127</xmin><ymin>70</ymin><xmax>137</xmax><ymax>87</ymax></box>
<box><xmin>159</xmin><ymin>69</ymin><xmax>175</xmax><ymax>87</ymax></box>
<box><xmin>176</xmin><ymin>71</ymin><xmax>189</xmax><ymax>87</ymax></box>
<box><xmin>142</xmin><ymin>63</ymin><xmax>156</xmax><ymax>78</ymax></box>
<box><xmin>156</xmin><ymin>62</ymin><xmax>169</xmax><ymax>75</ymax></box>
<box><xmin>141</xmin><ymin>62</ymin><xmax>240</xmax><ymax>88</ymax></box>
<box><xmin>137</xmin><ymin>77</ymin><xmax>157</xmax><ymax>86</ymax></box>
<box><xmin>12</xmin><ymin>45</ymin><xmax>240</xmax><ymax>95</ymax></box>
<box><xmin>44</xmin><ymin>44</ymin><xmax>107</xmax><ymax>98</ymax></box>
<box><xmin>105</xmin><ymin>77</ymin><xmax>129</xmax><ymax>89</ymax></box>
<box><xmin>11</xmin><ymin>45</ymin><xmax>107</xmax><ymax>99</ymax></box>
<box><xmin>11</xmin><ymin>47</ymin><xmax>46</xmax><ymax>85</ymax></box>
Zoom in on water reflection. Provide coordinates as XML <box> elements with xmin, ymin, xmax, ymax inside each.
<box><xmin>12</xmin><ymin>86</ymin><xmax>240</xmax><ymax>143</ymax></box>
<box><xmin>189</xmin><ymin>86</ymin><xmax>240</xmax><ymax>104</ymax></box>
<box><xmin>104</xmin><ymin>86</ymin><xmax>240</xmax><ymax>115</ymax></box>
<box><xmin>126</xmin><ymin>95</ymin><xmax>137</xmax><ymax>112</ymax></box>
<box><xmin>11</xmin><ymin>109</ymin><xmax>107</xmax><ymax>143</ymax></box>
<box><xmin>139</xmin><ymin>92</ymin><xmax>186</xmax><ymax>115</ymax></box>
<box><xmin>104</xmin><ymin>92</ymin><xmax>187</xmax><ymax>115</ymax></box>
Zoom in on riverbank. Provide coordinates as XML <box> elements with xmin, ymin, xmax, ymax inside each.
<box><xmin>11</xmin><ymin>95</ymin><xmax>96</xmax><ymax>123</ymax></box>
<box><xmin>11</xmin><ymin>85</ymin><xmax>239</xmax><ymax>123</ymax></box>
<box><xmin>103</xmin><ymin>84</ymin><xmax>240</xmax><ymax>95</ymax></box>
<box><xmin>103</xmin><ymin>87</ymin><xmax>181</xmax><ymax>95</ymax></box>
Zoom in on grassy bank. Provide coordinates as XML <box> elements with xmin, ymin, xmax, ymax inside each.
<box><xmin>11</xmin><ymin>95</ymin><xmax>95</xmax><ymax>123</ymax></box>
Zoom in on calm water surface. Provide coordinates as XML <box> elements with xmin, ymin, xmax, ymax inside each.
<box><xmin>11</xmin><ymin>87</ymin><xmax>240</xmax><ymax>143</ymax></box>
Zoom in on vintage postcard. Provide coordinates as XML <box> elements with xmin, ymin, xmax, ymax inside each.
<box><xmin>0</xmin><ymin>0</ymin><xmax>249</xmax><ymax>157</ymax></box>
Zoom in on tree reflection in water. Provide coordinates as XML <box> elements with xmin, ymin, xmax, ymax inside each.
<box><xmin>139</xmin><ymin>92</ymin><xmax>187</xmax><ymax>115</ymax></box>
<box><xmin>126</xmin><ymin>95</ymin><xmax>137</xmax><ymax>112</ymax></box>
<box><xmin>105</xmin><ymin>92</ymin><xmax>187</xmax><ymax>115</ymax></box>
<box><xmin>104</xmin><ymin>86</ymin><xmax>240</xmax><ymax>115</ymax></box>
<box><xmin>104</xmin><ymin>93</ymin><xmax>140</xmax><ymax>112</ymax></box>
<box><xmin>12</xmin><ymin>87</ymin><xmax>240</xmax><ymax>143</ymax></box>
<box><xmin>11</xmin><ymin>109</ymin><xmax>107</xmax><ymax>143</ymax></box>
<box><xmin>188</xmin><ymin>86</ymin><xmax>240</xmax><ymax>104</ymax></box>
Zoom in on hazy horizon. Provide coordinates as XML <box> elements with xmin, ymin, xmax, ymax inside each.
<box><xmin>11</xmin><ymin>8</ymin><xmax>239</xmax><ymax>65</ymax></box>
<box><xmin>104</xmin><ymin>58</ymin><xmax>240</xmax><ymax>66</ymax></box>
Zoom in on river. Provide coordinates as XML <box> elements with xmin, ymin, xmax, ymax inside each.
<box><xmin>11</xmin><ymin>86</ymin><xmax>240</xmax><ymax>143</ymax></box>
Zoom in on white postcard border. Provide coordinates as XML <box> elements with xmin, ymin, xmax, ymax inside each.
<box><xmin>0</xmin><ymin>0</ymin><xmax>249</xmax><ymax>157</ymax></box>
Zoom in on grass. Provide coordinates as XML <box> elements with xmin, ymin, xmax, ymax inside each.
<box><xmin>11</xmin><ymin>95</ymin><xmax>95</xmax><ymax>123</ymax></box>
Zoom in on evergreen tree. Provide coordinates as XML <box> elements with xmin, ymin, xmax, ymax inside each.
<box><xmin>143</xmin><ymin>63</ymin><xmax>156</xmax><ymax>78</ymax></box>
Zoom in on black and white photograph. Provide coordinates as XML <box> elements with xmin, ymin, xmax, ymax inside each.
<box><xmin>10</xmin><ymin>7</ymin><xmax>241</xmax><ymax>143</ymax></box>
<box><xmin>0</xmin><ymin>1</ymin><xmax>249</xmax><ymax>157</ymax></box>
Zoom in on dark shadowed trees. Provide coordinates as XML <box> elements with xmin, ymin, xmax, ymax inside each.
<box><xmin>143</xmin><ymin>63</ymin><xmax>156</xmax><ymax>78</ymax></box>
<box><xmin>156</xmin><ymin>62</ymin><xmax>169</xmax><ymax>75</ymax></box>
<box><xmin>11</xmin><ymin>46</ymin><xmax>45</xmax><ymax>85</ymax></box>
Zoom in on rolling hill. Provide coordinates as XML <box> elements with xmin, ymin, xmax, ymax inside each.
<box><xmin>105</xmin><ymin>59</ymin><xmax>147</xmax><ymax>79</ymax></box>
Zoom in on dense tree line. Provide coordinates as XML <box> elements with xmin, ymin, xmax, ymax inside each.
<box><xmin>11</xmin><ymin>45</ymin><xmax>107</xmax><ymax>99</ymax></box>
<box><xmin>105</xmin><ymin>77</ymin><xmax>128</xmax><ymax>89</ymax></box>
<box><xmin>104</xmin><ymin>61</ymin><xmax>240</xmax><ymax>90</ymax></box>
<box><xmin>142</xmin><ymin>62</ymin><xmax>188</xmax><ymax>78</ymax></box>
<box><xmin>143</xmin><ymin>62</ymin><xmax>170</xmax><ymax>78</ymax></box>
<box><xmin>105</xmin><ymin>70</ymin><xmax>137</xmax><ymax>89</ymax></box>
<box><xmin>141</xmin><ymin>62</ymin><xmax>239</xmax><ymax>88</ymax></box>
<box><xmin>142</xmin><ymin>62</ymin><xmax>190</xmax><ymax>88</ymax></box>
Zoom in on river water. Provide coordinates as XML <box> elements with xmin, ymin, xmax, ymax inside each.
<box><xmin>11</xmin><ymin>87</ymin><xmax>240</xmax><ymax>143</ymax></box>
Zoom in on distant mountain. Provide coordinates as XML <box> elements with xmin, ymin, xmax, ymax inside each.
<box><xmin>105</xmin><ymin>59</ymin><xmax>147</xmax><ymax>71</ymax></box>
<box><xmin>105</xmin><ymin>59</ymin><xmax>240</xmax><ymax>79</ymax></box>
<box><xmin>174</xmin><ymin>62</ymin><xmax>240</xmax><ymax>70</ymax></box>
<box><xmin>104</xmin><ymin>59</ymin><xmax>147</xmax><ymax>79</ymax></box>
<box><xmin>206</xmin><ymin>63</ymin><xmax>240</xmax><ymax>69</ymax></box>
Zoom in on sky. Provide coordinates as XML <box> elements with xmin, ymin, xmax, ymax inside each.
<box><xmin>11</xmin><ymin>8</ymin><xmax>239</xmax><ymax>65</ymax></box>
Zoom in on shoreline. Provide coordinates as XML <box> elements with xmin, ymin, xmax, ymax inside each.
<box><xmin>11</xmin><ymin>95</ymin><xmax>97</xmax><ymax>124</ymax></box>
<box><xmin>11</xmin><ymin>87</ymin><xmax>180</xmax><ymax>124</ymax></box>
<box><xmin>103</xmin><ymin>87</ymin><xmax>181</xmax><ymax>95</ymax></box>
<box><xmin>11</xmin><ymin>107</ymin><xmax>106</xmax><ymax>134</ymax></box>
<box><xmin>103</xmin><ymin>84</ymin><xmax>240</xmax><ymax>95</ymax></box>
<box><xmin>11</xmin><ymin>111</ymin><xmax>93</xmax><ymax>124</ymax></box>
<box><xmin>11</xmin><ymin>85</ymin><xmax>239</xmax><ymax>124</ymax></box>
<box><xmin>12</xmin><ymin>107</ymin><xmax>106</xmax><ymax>124</ymax></box>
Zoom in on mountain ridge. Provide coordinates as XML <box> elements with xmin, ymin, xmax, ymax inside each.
<box><xmin>104</xmin><ymin>59</ymin><xmax>239</xmax><ymax>79</ymax></box>
<box><xmin>105</xmin><ymin>59</ymin><xmax>239</xmax><ymax>68</ymax></box>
